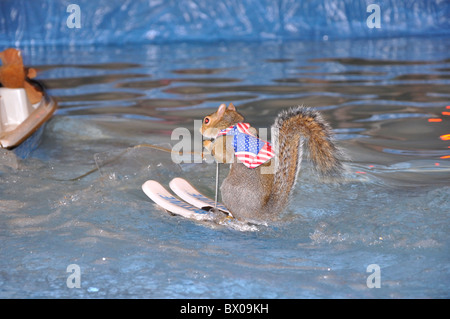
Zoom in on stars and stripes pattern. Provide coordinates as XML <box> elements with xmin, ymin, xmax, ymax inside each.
<box><xmin>216</xmin><ymin>123</ymin><xmax>275</xmax><ymax>168</ymax></box>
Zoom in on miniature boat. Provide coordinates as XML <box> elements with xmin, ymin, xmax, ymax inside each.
<box><xmin>0</xmin><ymin>86</ymin><xmax>57</xmax><ymax>150</ymax></box>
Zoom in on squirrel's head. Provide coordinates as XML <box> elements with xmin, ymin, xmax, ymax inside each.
<box><xmin>200</xmin><ymin>103</ymin><xmax>244</xmax><ymax>139</ymax></box>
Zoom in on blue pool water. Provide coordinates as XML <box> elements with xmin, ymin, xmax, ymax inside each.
<box><xmin>1</xmin><ymin>36</ymin><xmax>449</xmax><ymax>298</ymax></box>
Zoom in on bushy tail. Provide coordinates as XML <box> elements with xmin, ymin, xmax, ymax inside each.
<box><xmin>270</xmin><ymin>106</ymin><xmax>344</xmax><ymax>208</ymax></box>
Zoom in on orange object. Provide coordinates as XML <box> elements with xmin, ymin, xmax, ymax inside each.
<box><xmin>0</xmin><ymin>48</ymin><xmax>43</xmax><ymax>104</ymax></box>
<box><xmin>428</xmin><ymin>118</ymin><xmax>442</xmax><ymax>122</ymax></box>
<box><xmin>0</xmin><ymin>48</ymin><xmax>26</xmax><ymax>88</ymax></box>
<box><xmin>440</xmin><ymin>134</ymin><xmax>450</xmax><ymax>141</ymax></box>
<box><xmin>440</xmin><ymin>155</ymin><xmax>450</xmax><ymax>159</ymax></box>
<box><xmin>442</xmin><ymin>112</ymin><xmax>450</xmax><ymax>116</ymax></box>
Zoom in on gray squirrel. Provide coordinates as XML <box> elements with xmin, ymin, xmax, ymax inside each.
<box><xmin>201</xmin><ymin>103</ymin><xmax>344</xmax><ymax>222</ymax></box>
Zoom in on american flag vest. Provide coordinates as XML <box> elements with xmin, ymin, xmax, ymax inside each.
<box><xmin>216</xmin><ymin>123</ymin><xmax>275</xmax><ymax>168</ymax></box>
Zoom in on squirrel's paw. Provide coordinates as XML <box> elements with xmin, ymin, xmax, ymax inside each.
<box><xmin>202</xmin><ymin>140</ymin><xmax>212</xmax><ymax>160</ymax></box>
<box><xmin>203</xmin><ymin>140</ymin><xmax>212</xmax><ymax>150</ymax></box>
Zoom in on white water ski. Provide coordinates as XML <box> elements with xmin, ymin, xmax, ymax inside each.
<box><xmin>142</xmin><ymin>179</ymin><xmax>258</xmax><ymax>231</ymax></box>
<box><xmin>142</xmin><ymin>180</ymin><xmax>215</xmax><ymax>221</ymax></box>
<box><xmin>169</xmin><ymin>177</ymin><xmax>231</xmax><ymax>216</ymax></box>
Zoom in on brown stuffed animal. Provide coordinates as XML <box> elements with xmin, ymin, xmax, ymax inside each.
<box><xmin>0</xmin><ymin>48</ymin><xmax>43</xmax><ymax>104</ymax></box>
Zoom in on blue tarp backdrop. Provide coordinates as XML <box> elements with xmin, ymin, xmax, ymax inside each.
<box><xmin>0</xmin><ymin>0</ymin><xmax>449</xmax><ymax>46</ymax></box>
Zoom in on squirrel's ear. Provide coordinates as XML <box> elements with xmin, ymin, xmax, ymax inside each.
<box><xmin>217</xmin><ymin>103</ymin><xmax>227</xmax><ymax>117</ymax></box>
<box><xmin>228</xmin><ymin>103</ymin><xmax>236</xmax><ymax>111</ymax></box>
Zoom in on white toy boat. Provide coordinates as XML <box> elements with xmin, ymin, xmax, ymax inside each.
<box><xmin>0</xmin><ymin>87</ymin><xmax>56</xmax><ymax>150</ymax></box>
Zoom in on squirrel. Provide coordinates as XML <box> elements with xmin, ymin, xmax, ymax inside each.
<box><xmin>0</xmin><ymin>48</ymin><xmax>43</xmax><ymax>104</ymax></box>
<box><xmin>200</xmin><ymin>103</ymin><xmax>344</xmax><ymax>222</ymax></box>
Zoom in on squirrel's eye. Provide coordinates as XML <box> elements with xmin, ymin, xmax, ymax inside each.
<box><xmin>204</xmin><ymin>117</ymin><xmax>210</xmax><ymax>124</ymax></box>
